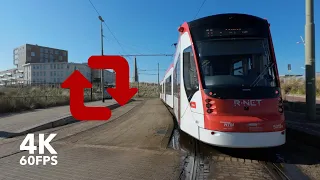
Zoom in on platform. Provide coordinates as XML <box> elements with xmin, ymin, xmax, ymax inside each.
<box><xmin>0</xmin><ymin>100</ymin><xmax>118</xmax><ymax>139</ymax></box>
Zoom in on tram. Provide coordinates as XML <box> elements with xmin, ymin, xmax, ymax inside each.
<box><xmin>160</xmin><ymin>13</ymin><xmax>286</xmax><ymax>148</ymax></box>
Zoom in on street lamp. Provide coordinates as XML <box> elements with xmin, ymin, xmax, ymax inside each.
<box><xmin>98</xmin><ymin>15</ymin><xmax>105</xmax><ymax>102</ymax></box>
<box><xmin>305</xmin><ymin>0</ymin><xmax>316</xmax><ymax>121</ymax></box>
<box><xmin>296</xmin><ymin>36</ymin><xmax>305</xmax><ymax>46</ymax></box>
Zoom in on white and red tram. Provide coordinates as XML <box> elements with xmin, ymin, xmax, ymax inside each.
<box><xmin>160</xmin><ymin>13</ymin><xmax>286</xmax><ymax>148</ymax></box>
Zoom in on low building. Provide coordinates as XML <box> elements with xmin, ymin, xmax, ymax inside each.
<box><xmin>0</xmin><ymin>68</ymin><xmax>24</xmax><ymax>86</ymax></box>
<box><xmin>21</xmin><ymin>62</ymin><xmax>115</xmax><ymax>85</ymax></box>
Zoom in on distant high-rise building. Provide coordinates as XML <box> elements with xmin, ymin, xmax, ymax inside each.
<box><xmin>13</xmin><ymin>44</ymin><xmax>68</xmax><ymax>69</ymax></box>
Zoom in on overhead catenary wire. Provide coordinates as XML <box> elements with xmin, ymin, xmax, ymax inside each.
<box><xmin>88</xmin><ymin>0</ymin><xmax>172</xmax><ymax>58</ymax></box>
<box><xmin>139</xmin><ymin>73</ymin><xmax>158</xmax><ymax>75</ymax></box>
<box><xmin>139</xmin><ymin>69</ymin><xmax>166</xmax><ymax>71</ymax></box>
<box><xmin>120</xmin><ymin>54</ymin><xmax>173</xmax><ymax>57</ymax></box>
<box><xmin>103</xmin><ymin>36</ymin><xmax>143</xmax><ymax>55</ymax></box>
<box><xmin>103</xmin><ymin>35</ymin><xmax>174</xmax><ymax>57</ymax></box>
<box><xmin>179</xmin><ymin>0</ymin><xmax>208</xmax><ymax>50</ymax></box>
<box><xmin>193</xmin><ymin>0</ymin><xmax>207</xmax><ymax>19</ymax></box>
<box><xmin>88</xmin><ymin>0</ymin><xmax>177</xmax><ymax>84</ymax></box>
<box><xmin>88</xmin><ymin>0</ymin><xmax>131</xmax><ymax>60</ymax></box>
<box><xmin>104</xmin><ymin>35</ymin><xmax>168</xmax><ymax>55</ymax></box>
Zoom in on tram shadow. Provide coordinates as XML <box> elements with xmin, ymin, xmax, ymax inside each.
<box><xmin>172</xmin><ymin>129</ymin><xmax>320</xmax><ymax>165</ymax></box>
<box><xmin>198</xmin><ymin>138</ymin><xmax>320</xmax><ymax>165</ymax></box>
<box><xmin>168</xmin><ymin>117</ymin><xmax>320</xmax><ymax>166</ymax></box>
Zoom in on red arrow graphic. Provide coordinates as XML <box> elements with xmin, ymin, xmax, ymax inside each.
<box><xmin>88</xmin><ymin>55</ymin><xmax>138</xmax><ymax>106</ymax></box>
<box><xmin>61</xmin><ymin>70</ymin><xmax>111</xmax><ymax>120</ymax></box>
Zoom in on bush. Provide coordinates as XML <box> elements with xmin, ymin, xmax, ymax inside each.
<box><xmin>5</xmin><ymin>77</ymin><xmax>319</xmax><ymax>114</ymax></box>
<box><xmin>0</xmin><ymin>82</ymin><xmax>159</xmax><ymax>113</ymax></box>
<box><xmin>131</xmin><ymin>82</ymin><xmax>159</xmax><ymax>98</ymax></box>
<box><xmin>0</xmin><ymin>85</ymin><xmax>102</xmax><ymax>113</ymax></box>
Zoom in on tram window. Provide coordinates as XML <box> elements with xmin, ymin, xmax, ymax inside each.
<box><xmin>248</xmin><ymin>58</ymin><xmax>252</xmax><ymax>70</ymax></box>
<box><xmin>165</xmin><ymin>76</ymin><xmax>172</xmax><ymax>95</ymax></box>
<box><xmin>233</xmin><ymin>61</ymin><xmax>242</xmax><ymax>69</ymax></box>
<box><xmin>233</xmin><ymin>60</ymin><xmax>243</xmax><ymax>75</ymax></box>
<box><xmin>183</xmin><ymin>46</ymin><xmax>199</xmax><ymax>100</ymax></box>
<box><xmin>173</xmin><ymin>55</ymin><xmax>180</xmax><ymax>97</ymax></box>
<box><xmin>161</xmin><ymin>84</ymin><xmax>164</xmax><ymax>94</ymax></box>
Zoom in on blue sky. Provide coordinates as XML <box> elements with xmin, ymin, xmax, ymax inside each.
<box><xmin>0</xmin><ymin>0</ymin><xmax>319</xmax><ymax>82</ymax></box>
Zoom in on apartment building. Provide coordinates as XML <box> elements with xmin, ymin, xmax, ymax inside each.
<box><xmin>13</xmin><ymin>44</ymin><xmax>68</xmax><ymax>69</ymax></box>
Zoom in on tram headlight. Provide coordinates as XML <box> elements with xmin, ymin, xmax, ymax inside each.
<box><xmin>205</xmin><ymin>98</ymin><xmax>216</xmax><ymax>114</ymax></box>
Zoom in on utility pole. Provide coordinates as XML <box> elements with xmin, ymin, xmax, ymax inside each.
<box><xmin>137</xmin><ymin>68</ymin><xmax>140</xmax><ymax>97</ymax></box>
<box><xmin>99</xmin><ymin>15</ymin><xmax>105</xmax><ymax>103</ymax></box>
<box><xmin>305</xmin><ymin>0</ymin><xmax>316</xmax><ymax>121</ymax></box>
<box><xmin>157</xmin><ymin>62</ymin><xmax>160</xmax><ymax>93</ymax></box>
<box><xmin>90</xmin><ymin>71</ymin><xmax>93</xmax><ymax>101</ymax></box>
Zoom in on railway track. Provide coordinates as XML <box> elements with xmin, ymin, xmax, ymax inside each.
<box><xmin>173</xmin><ymin>131</ymin><xmax>293</xmax><ymax>180</ymax></box>
<box><xmin>174</xmin><ymin>132</ymin><xmax>204</xmax><ymax>180</ymax></box>
<box><xmin>193</xmin><ymin>136</ymin><xmax>294</xmax><ymax>180</ymax></box>
<box><xmin>163</xmin><ymin>102</ymin><xmax>201</xmax><ymax>180</ymax></box>
<box><xmin>264</xmin><ymin>162</ymin><xmax>291</xmax><ymax>180</ymax></box>
<box><xmin>189</xmin><ymin>138</ymin><xmax>200</xmax><ymax>180</ymax></box>
<box><xmin>191</xmin><ymin>139</ymin><xmax>199</xmax><ymax>180</ymax></box>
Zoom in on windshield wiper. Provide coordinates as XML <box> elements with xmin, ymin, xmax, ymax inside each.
<box><xmin>250</xmin><ymin>62</ymin><xmax>274</xmax><ymax>87</ymax></box>
<box><xmin>250</xmin><ymin>38</ymin><xmax>274</xmax><ymax>87</ymax></box>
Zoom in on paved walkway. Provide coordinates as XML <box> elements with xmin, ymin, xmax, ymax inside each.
<box><xmin>0</xmin><ymin>99</ymin><xmax>181</xmax><ymax>180</ymax></box>
<box><xmin>0</xmin><ymin>100</ymin><xmax>117</xmax><ymax>136</ymax></box>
